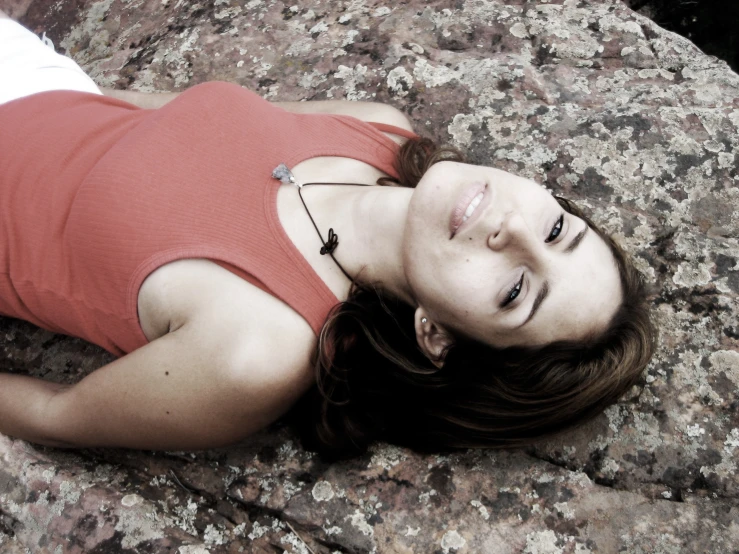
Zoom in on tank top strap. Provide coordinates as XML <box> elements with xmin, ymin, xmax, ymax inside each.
<box><xmin>290</xmin><ymin>113</ymin><xmax>404</xmax><ymax>180</ymax></box>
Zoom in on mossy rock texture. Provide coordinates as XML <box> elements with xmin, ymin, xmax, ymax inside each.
<box><xmin>1</xmin><ymin>0</ymin><xmax>738</xmax><ymax>552</ymax></box>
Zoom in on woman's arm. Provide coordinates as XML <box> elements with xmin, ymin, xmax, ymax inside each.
<box><xmin>99</xmin><ymin>87</ymin><xmax>179</xmax><ymax>109</ymax></box>
<box><xmin>0</xmin><ymin>305</ymin><xmax>311</xmax><ymax>450</ymax></box>
<box><xmin>99</xmin><ymin>86</ymin><xmax>414</xmax><ymax>131</ymax></box>
<box><xmin>272</xmin><ymin>99</ymin><xmax>415</xmax><ymax>131</ymax></box>
<box><xmin>0</xmin><ymin>374</ymin><xmax>68</xmax><ymax>446</ymax></box>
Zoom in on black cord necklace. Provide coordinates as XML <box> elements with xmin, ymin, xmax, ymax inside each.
<box><xmin>272</xmin><ymin>163</ymin><xmax>369</xmax><ymax>282</ymax></box>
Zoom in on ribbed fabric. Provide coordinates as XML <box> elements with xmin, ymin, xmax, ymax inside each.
<box><xmin>0</xmin><ymin>82</ymin><xmax>409</xmax><ymax>356</ymax></box>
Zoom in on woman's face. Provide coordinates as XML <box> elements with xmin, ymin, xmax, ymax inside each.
<box><xmin>403</xmin><ymin>162</ymin><xmax>622</xmax><ymax>350</ymax></box>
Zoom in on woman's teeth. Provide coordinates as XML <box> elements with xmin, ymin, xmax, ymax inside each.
<box><xmin>462</xmin><ymin>192</ymin><xmax>484</xmax><ymax>223</ymax></box>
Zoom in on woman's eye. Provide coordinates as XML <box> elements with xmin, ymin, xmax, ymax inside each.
<box><xmin>501</xmin><ymin>274</ymin><xmax>524</xmax><ymax>308</ymax></box>
<box><xmin>545</xmin><ymin>214</ymin><xmax>564</xmax><ymax>243</ymax></box>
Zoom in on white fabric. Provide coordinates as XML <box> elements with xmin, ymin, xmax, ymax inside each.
<box><xmin>0</xmin><ymin>18</ymin><xmax>101</xmax><ymax>105</ymax></box>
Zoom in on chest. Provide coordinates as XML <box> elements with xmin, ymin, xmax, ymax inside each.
<box><xmin>137</xmin><ymin>155</ymin><xmax>384</xmax><ymax>343</ymax></box>
<box><xmin>276</xmin><ymin>155</ymin><xmax>388</xmax><ymax>299</ymax></box>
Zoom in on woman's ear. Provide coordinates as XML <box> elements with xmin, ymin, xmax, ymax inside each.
<box><xmin>414</xmin><ymin>309</ymin><xmax>454</xmax><ymax>369</ymax></box>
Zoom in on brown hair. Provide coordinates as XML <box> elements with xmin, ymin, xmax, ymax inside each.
<box><xmin>286</xmin><ymin>138</ymin><xmax>657</xmax><ymax>460</ymax></box>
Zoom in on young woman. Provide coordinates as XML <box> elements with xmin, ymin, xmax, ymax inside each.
<box><xmin>0</xmin><ymin>13</ymin><xmax>655</xmax><ymax>457</ymax></box>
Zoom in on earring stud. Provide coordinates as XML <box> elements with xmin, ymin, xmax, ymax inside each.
<box><xmin>421</xmin><ymin>317</ymin><xmax>428</xmax><ymax>324</ymax></box>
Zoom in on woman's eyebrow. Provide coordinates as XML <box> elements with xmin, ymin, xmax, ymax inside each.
<box><xmin>564</xmin><ymin>225</ymin><xmax>588</xmax><ymax>254</ymax></box>
<box><xmin>521</xmin><ymin>281</ymin><xmax>550</xmax><ymax>327</ymax></box>
<box><xmin>522</xmin><ymin>225</ymin><xmax>588</xmax><ymax>328</ymax></box>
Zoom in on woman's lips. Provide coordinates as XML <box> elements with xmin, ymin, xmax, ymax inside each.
<box><xmin>449</xmin><ymin>182</ymin><xmax>488</xmax><ymax>238</ymax></box>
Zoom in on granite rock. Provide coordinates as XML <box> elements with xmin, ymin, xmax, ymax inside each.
<box><xmin>1</xmin><ymin>0</ymin><xmax>738</xmax><ymax>552</ymax></box>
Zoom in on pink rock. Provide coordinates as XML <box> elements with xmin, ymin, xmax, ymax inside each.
<box><xmin>1</xmin><ymin>0</ymin><xmax>738</xmax><ymax>551</ymax></box>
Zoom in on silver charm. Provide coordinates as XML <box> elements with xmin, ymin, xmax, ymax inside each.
<box><xmin>272</xmin><ymin>163</ymin><xmax>300</xmax><ymax>187</ymax></box>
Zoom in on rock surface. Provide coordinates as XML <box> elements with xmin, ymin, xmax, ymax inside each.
<box><xmin>1</xmin><ymin>0</ymin><xmax>738</xmax><ymax>552</ymax></box>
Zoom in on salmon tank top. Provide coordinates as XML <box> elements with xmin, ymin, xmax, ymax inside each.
<box><xmin>0</xmin><ymin>82</ymin><xmax>415</xmax><ymax>356</ymax></box>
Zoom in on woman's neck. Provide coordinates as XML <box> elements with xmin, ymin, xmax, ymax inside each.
<box><xmin>299</xmin><ymin>183</ymin><xmax>415</xmax><ymax>305</ymax></box>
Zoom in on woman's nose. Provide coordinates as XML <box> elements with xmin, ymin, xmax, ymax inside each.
<box><xmin>486</xmin><ymin>212</ymin><xmax>537</xmax><ymax>252</ymax></box>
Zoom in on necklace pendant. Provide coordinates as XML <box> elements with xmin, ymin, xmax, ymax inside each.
<box><xmin>320</xmin><ymin>229</ymin><xmax>339</xmax><ymax>255</ymax></box>
<box><xmin>272</xmin><ymin>163</ymin><xmax>300</xmax><ymax>187</ymax></box>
